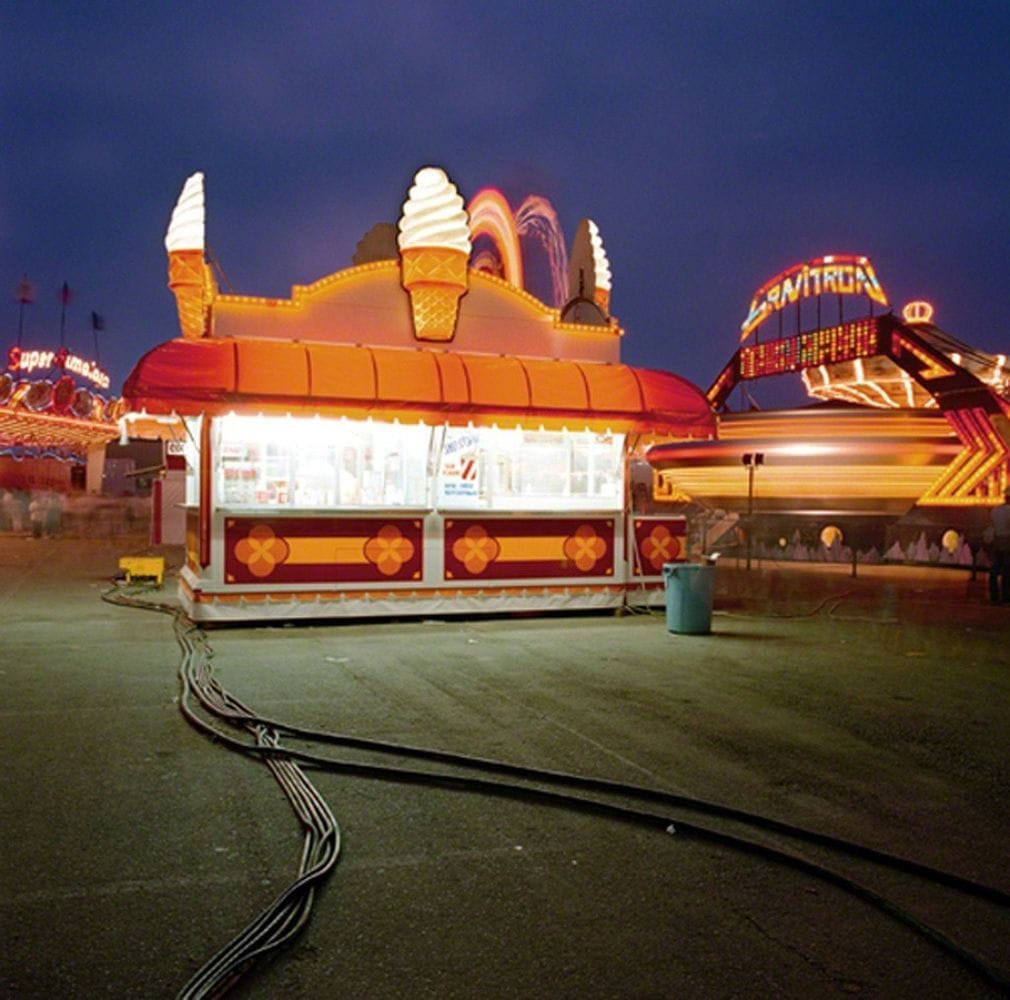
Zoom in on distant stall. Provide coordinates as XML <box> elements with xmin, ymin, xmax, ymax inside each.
<box><xmin>1</xmin><ymin>342</ymin><xmax>121</xmax><ymax>512</ymax></box>
<box><xmin>123</xmin><ymin>168</ymin><xmax>714</xmax><ymax>621</ymax></box>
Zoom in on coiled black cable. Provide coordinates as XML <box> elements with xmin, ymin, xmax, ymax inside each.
<box><xmin>104</xmin><ymin>585</ymin><xmax>1010</xmax><ymax>996</ymax></box>
<box><xmin>103</xmin><ymin>588</ymin><xmax>340</xmax><ymax>999</ymax></box>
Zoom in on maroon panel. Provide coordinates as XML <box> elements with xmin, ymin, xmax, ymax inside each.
<box><xmin>632</xmin><ymin>517</ymin><xmax>687</xmax><ymax>575</ymax></box>
<box><xmin>224</xmin><ymin>515</ymin><xmax>423</xmax><ymax>585</ymax></box>
<box><xmin>444</xmin><ymin>516</ymin><xmax>614</xmax><ymax>580</ymax></box>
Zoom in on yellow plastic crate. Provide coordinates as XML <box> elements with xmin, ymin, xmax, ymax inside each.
<box><xmin>118</xmin><ymin>556</ymin><xmax>165</xmax><ymax>586</ymax></box>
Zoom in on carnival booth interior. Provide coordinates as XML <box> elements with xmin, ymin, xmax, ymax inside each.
<box><xmin>122</xmin><ymin>167</ymin><xmax>715</xmax><ymax>622</ymax></box>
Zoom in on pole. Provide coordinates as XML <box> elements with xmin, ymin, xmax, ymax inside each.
<box><xmin>742</xmin><ymin>452</ymin><xmax>763</xmax><ymax>572</ymax></box>
<box><xmin>746</xmin><ymin>462</ymin><xmax>754</xmax><ymax>571</ymax></box>
<box><xmin>16</xmin><ymin>275</ymin><xmax>33</xmax><ymax>348</ymax></box>
<box><xmin>91</xmin><ymin>311</ymin><xmax>103</xmax><ymax>363</ymax></box>
<box><xmin>60</xmin><ymin>282</ymin><xmax>71</xmax><ymax>349</ymax></box>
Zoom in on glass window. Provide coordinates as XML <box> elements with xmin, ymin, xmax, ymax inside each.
<box><xmin>437</xmin><ymin>426</ymin><xmax>624</xmax><ymax>511</ymax></box>
<box><xmin>182</xmin><ymin>415</ymin><xmax>201</xmax><ymax>506</ymax></box>
<box><xmin>214</xmin><ymin>414</ymin><xmax>432</xmax><ymax>510</ymax></box>
<box><xmin>437</xmin><ymin>427</ymin><xmax>485</xmax><ymax>507</ymax></box>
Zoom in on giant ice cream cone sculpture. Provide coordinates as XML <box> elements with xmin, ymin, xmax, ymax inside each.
<box><xmin>397</xmin><ymin>167</ymin><xmax>471</xmax><ymax>342</ymax></box>
<box><xmin>587</xmin><ymin>220</ymin><xmax>612</xmax><ymax>314</ymax></box>
<box><xmin>567</xmin><ymin>218</ymin><xmax>614</xmax><ymax>319</ymax></box>
<box><xmin>165</xmin><ymin>172</ymin><xmax>215</xmax><ymax>339</ymax></box>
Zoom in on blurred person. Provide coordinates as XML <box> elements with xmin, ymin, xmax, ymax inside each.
<box><xmin>28</xmin><ymin>491</ymin><xmax>45</xmax><ymax>538</ymax></box>
<box><xmin>10</xmin><ymin>489</ymin><xmax>28</xmax><ymax>533</ymax></box>
<box><xmin>45</xmin><ymin>491</ymin><xmax>64</xmax><ymax>538</ymax></box>
<box><xmin>0</xmin><ymin>489</ymin><xmax>11</xmax><ymax>532</ymax></box>
<box><xmin>987</xmin><ymin>487</ymin><xmax>1010</xmax><ymax>605</ymax></box>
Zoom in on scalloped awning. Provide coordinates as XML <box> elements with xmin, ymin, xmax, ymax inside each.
<box><xmin>123</xmin><ymin>338</ymin><xmax>715</xmax><ymax>437</ymax></box>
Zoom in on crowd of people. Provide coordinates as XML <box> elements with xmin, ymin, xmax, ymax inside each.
<box><xmin>0</xmin><ymin>488</ymin><xmax>64</xmax><ymax>537</ymax></box>
<box><xmin>0</xmin><ymin>489</ymin><xmax>149</xmax><ymax>538</ymax></box>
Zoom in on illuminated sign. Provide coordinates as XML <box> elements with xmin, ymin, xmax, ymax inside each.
<box><xmin>7</xmin><ymin>345</ymin><xmax>110</xmax><ymax>391</ymax></box>
<box><xmin>739</xmin><ymin>318</ymin><xmax>879</xmax><ymax>379</ymax></box>
<box><xmin>902</xmin><ymin>300</ymin><xmax>934</xmax><ymax>324</ymax></box>
<box><xmin>891</xmin><ymin>332</ymin><xmax>953</xmax><ymax>380</ymax></box>
<box><xmin>741</xmin><ymin>255</ymin><xmax>888</xmax><ymax>342</ymax></box>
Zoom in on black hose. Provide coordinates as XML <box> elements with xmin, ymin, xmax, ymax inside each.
<box><xmin>178</xmin><ymin>702</ymin><xmax>1010</xmax><ymax>994</ymax></box>
<box><xmin>103</xmin><ymin>585</ymin><xmax>1010</xmax><ymax>996</ymax></box>
<box><xmin>103</xmin><ymin>587</ymin><xmax>340</xmax><ymax>999</ymax></box>
<box><xmin>229</xmin><ymin>711</ymin><xmax>1010</xmax><ymax>908</ymax></box>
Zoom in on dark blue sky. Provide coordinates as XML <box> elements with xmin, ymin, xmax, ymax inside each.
<box><xmin>3</xmin><ymin>1</ymin><xmax>1009</xmax><ymax>406</ymax></box>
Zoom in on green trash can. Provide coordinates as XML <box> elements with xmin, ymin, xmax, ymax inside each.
<box><xmin>663</xmin><ymin>561</ymin><xmax>715</xmax><ymax>634</ymax></box>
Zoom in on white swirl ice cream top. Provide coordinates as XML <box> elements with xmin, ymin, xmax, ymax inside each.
<box><xmin>165</xmin><ymin>171</ymin><xmax>205</xmax><ymax>253</ymax></box>
<box><xmin>587</xmin><ymin>220</ymin><xmax>612</xmax><ymax>292</ymax></box>
<box><xmin>397</xmin><ymin>167</ymin><xmax>471</xmax><ymax>255</ymax></box>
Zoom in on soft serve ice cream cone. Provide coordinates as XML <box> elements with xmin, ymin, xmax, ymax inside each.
<box><xmin>587</xmin><ymin>220</ymin><xmax>612</xmax><ymax>314</ymax></box>
<box><xmin>165</xmin><ymin>172</ymin><xmax>215</xmax><ymax>339</ymax></box>
<box><xmin>397</xmin><ymin>167</ymin><xmax>471</xmax><ymax>342</ymax></box>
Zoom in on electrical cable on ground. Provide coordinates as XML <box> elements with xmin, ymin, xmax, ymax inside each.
<box><xmin>104</xmin><ymin>584</ymin><xmax>1010</xmax><ymax>997</ymax></box>
<box><xmin>104</xmin><ymin>587</ymin><xmax>339</xmax><ymax>999</ymax></box>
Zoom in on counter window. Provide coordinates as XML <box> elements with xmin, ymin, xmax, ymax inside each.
<box><xmin>182</xmin><ymin>415</ymin><xmax>201</xmax><ymax>507</ymax></box>
<box><xmin>438</xmin><ymin>426</ymin><xmax>624</xmax><ymax>511</ymax></box>
<box><xmin>214</xmin><ymin>414</ymin><xmax>432</xmax><ymax>510</ymax></box>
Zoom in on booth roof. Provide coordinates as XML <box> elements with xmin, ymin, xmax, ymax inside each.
<box><xmin>123</xmin><ymin>338</ymin><xmax>715</xmax><ymax>436</ymax></box>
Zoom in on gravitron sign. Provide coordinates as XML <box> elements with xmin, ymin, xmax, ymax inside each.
<box><xmin>740</xmin><ymin>254</ymin><xmax>888</xmax><ymax>342</ymax></box>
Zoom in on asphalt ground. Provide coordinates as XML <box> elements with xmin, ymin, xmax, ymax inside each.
<box><xmin>1</xmin><ymin>536</ymin><xmax>1008</xmax><ymax>999</ymax></box>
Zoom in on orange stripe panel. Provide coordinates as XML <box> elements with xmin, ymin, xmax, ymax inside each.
<box><xmin>308</xmin><ymin>343</ymin><xmax>376</xmax><ymax>400</ymax></box>
<box><xmin>374</xmin><ymin>346</ymin><xmax>441</xmax><ymax>403</ymax></box>
<box><xmin>465</xmin><ymin>355</ymin><xmax>530</xmax><ymax>409</ymax></box>
<box><xmin>580</xmin><ymin>363</ymin><xmax>643</xmax><ymax>414</ymax></box>
<box><xmin>525</xmin><ymin>358</ymin><xmax>589</xmax><ymax>410</ymax></box>
<box><xmin>237</xmin><ymin>341</ymin><xmax>309</xmax><ymax>397</ymax></box>
<box><xmin>496</xmin><ymin>536</ymin><xmax>565</xmax><ymax>561</ymax></box>
<box><xmin>286</xmin><ymin>537</ymin><xmax>369</xmax><ymax>565</ymax></box>
<box><xmin>435</xmin><ymin>352</ymin><xmax>470</xmax><ymax>404</ymax></box>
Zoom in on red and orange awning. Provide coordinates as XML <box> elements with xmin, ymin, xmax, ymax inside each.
<box><xmin>124</xmin><ymin>338</ymin><xmax>714</xmax><ymax>436</ymax></box>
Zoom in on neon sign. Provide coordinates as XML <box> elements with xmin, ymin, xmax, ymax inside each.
<box><xmin>902</xmin><ymin>300</ymin><xmax>934</xmax><ymax>324</ymax></box>
<box><xmin>741</xmin><ymin>255</ymin><xmax>888</xmax><ymax>342</ymax></box>
<box><xmin>7</xmin><ymin>345</ymin><xmax>110</xmax><ymax>391</ymax></box>
<box><xmin>739</xmin><ymin>318</ymin><xmax>880</xmax><ymax>379</ymax></box>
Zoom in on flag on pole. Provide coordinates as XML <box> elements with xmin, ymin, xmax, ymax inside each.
<box><xmin>59</xmin><ymin>282</ymin><xmax>73</xmax><ymax>347</ymax></box>
<box><xmin>91</xmin><ymin>311</ymin><xmax>105</xmax><ymax>362</ymax></box>
<box><xmin>15</xmin><ymin>275</ymin><xmax>34</xmax><ymax>347</ymax></box>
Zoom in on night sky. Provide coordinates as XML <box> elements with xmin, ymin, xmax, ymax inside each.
<box><xmin>4</xmin><ymin>1</ymin><xmax>1009</xmax><ymax>407</ymax></box>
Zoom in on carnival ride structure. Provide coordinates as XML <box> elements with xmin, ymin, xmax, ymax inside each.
<box><xmin>1</xmin><ymin>341</ymin><xmax>122</xmax><ymax>493</ymax></box>
<box><xmin>647</xmin><ymin>258</ymin><xmax>1010</xmax><ymax>557</ymax></box>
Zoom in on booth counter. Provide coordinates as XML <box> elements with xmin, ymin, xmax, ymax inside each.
<box><xmin>124</xmin><ymin>167</ymin><xmax>714</xmax><ymax>621</ymax></box>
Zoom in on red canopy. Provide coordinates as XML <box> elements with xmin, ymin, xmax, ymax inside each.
<box><xmin>123</xmin><ymin>338</ymin><xmax>714</xmax><ymax>436</ymax></box>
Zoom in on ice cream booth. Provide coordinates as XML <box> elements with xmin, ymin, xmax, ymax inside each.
<box><xmin>122</xmin><ymin>167</ymin><xmax>715</xmax><ymax>622</ymax></box>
